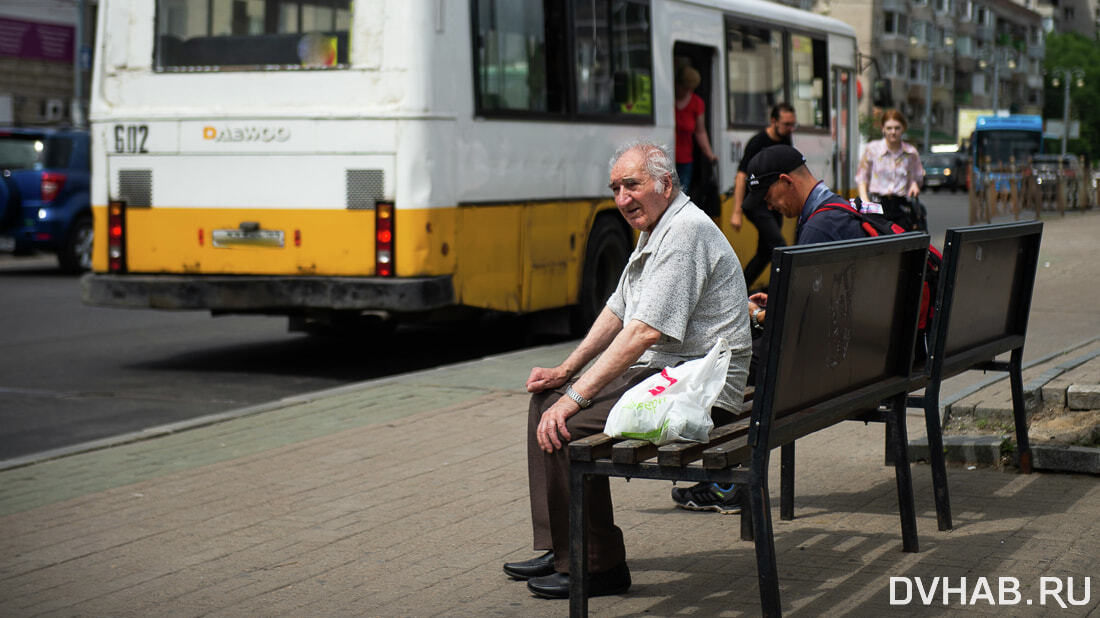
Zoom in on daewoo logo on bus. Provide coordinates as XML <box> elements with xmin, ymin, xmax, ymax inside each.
<box><xmin>202</xmin><ymin>126</ymin><xmax>291</xmax><ymax>143</ymax></box>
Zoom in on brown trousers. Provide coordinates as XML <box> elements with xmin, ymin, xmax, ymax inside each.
<box><xmin>526</xmin><ymin>366</ymin><xmax>659</xmax><ymax>574</ymax></box>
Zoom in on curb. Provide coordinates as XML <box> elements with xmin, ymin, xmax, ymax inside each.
<box><xmin>0</xmin><ymin>340</ymin><xmax>571</xmax><ymax>472</ymax></box>
<box><xmin>939</xmin><ymin>335</ymin><xmax>1100</xmax><ymax>424</ymax></box>
<box><xmin>908</xmin><ymin>436</ymin><xmax>1100</xmax><ymax>474</ymax></box>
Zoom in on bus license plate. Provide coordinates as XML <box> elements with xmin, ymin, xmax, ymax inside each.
<box><xmin>211</xmin><ymin>228</ymin><xmax>285</xmax><ymax>248</ymax></box>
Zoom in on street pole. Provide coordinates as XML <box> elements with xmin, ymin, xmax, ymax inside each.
<box><xmin>924</xmin><ymin>62</ymin><xmax>933</xmax><ymax>152</ymax></box>
<box><xmin>72</xmin><ymin>0</ymin><xmax>86</xmax><ymax>127</ymax></box>
<box><xmin>1061</xmin><ymin>71</ymin><xmax>1071</xmax><ymax>157</ymax></box>
<box><xmin>991</xmin><ymin>59</ymin><xmax>999</xmax><ymax>113</ymax></box>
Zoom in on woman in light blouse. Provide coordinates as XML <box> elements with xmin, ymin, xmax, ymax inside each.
<box><xmin>856</xmin><ymin>109</ymin><xmax>925</xmax><ymax>230</ymax></box>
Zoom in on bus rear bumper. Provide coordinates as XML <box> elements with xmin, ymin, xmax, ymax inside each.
<box><xmin>81</xmin><ymin>273</ymin><xmax>455</xmax><ymax>313</ymax></box>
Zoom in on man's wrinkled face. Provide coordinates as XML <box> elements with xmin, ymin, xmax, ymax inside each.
<box><xmin>764</xmin><ymin>175</ymin><xmax>801</xmax><ymax>218</ymax></box>
<box><xmin>772</xmin><ymin>111</ymin><xmax>797</xmax><ymax>138</ymax></box>
<box><xmin>609</xmin><ymin>150</ymin><xmax>673</xmax><ymax>233</ymax></box>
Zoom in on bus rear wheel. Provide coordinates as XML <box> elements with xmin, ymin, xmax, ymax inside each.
<box><xmin>571</xmin><ymin>216</ymin><xmax>631</xmax><ymax>336</ymax></box>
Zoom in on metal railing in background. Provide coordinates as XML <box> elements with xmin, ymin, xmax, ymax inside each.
<box><xmin>968</xmin><ymin>155</ymin><xmax>1097</xmax><ymax>225</ymax></box>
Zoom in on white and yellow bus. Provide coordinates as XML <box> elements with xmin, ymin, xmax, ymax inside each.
<box><xmin>84</xmin><ymin>0</ymin><xmax>858</xmax><ymax>332</ymax></box>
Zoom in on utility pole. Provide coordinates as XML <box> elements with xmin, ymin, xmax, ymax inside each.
<box><xmin>1051</xmin><ymin>68</ymin><xmax>1084</xmax><ymax>157</ymax></box>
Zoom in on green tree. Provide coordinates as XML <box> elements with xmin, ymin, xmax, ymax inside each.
<box><xmin>1043</xmin><ymin>32</ymin><xmax>1100</xmax><ymax>161</ymax></box>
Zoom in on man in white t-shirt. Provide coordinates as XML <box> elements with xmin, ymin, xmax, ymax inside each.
<box><xmin>502</xmin><ymin>139</ymin><xmax>752</xmax><ymax>600</ymax></box>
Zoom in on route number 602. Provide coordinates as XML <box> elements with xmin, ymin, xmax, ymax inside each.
<box><xmin>113</xmin><ymin>124</ymin><xmax>149</xmax><ymax>153</ymax></box>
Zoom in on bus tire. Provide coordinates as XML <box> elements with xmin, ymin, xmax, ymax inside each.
<box><xmin>572</xmin><ymin>215</ymin><xmax>631</xmax><ymax>336</ymax></box>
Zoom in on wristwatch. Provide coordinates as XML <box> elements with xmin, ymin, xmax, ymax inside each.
<box><xmin>565</xmin><ymin>385</ymin><xmax>593</xmax><ymax>409</ymax></box>
<box><xmin>750</xmin><ymin>307</ymin><xmax>764</xmax><ymax>330</ymax></box>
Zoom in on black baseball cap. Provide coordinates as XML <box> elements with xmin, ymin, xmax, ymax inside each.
<box><xmin>744</xmin><ymin>145</ymin><xmax>807</xmax><ymax>210</ymax></box>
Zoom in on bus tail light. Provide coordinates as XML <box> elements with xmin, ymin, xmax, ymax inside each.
<box><xmin>41</xmin><ymin>172</ymin><xmax>67</xmax><ymax>203</ymax></box>
<box><xmin>108</xmin><ymin>200</ymin><xmax>126</xmax><ymax>273</ymax></box>
<box><xmin>376</xmin><ymin>202</ymin><xmax>394</xmax><ymax>277</ymax></box>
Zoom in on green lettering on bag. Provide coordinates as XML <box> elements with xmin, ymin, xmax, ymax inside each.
<box><xmin>621</xmin><ymin>419</ymin><xmax>671</xmax><ymax>442</ymax></box>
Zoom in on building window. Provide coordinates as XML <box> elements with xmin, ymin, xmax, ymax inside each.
<box><xmin>883</xmin><ymin>11</ymin><xmax>907</xmax><ymax>35</ymax></box>
<box><xmin>960</xmin><ymin>0</ymin><xmax>973</xmax><ymax>21</ymax></box>
<box><xmin>885</xmin><ymin>52</ymin><xmax>907</xmax><ymax>77</ymax></box>
<box><xmin>155</xmin><ymin>0</ymin><xmax>352</xmax><ymax>71</ymax></box>
<box><xmin>726</xmin><ymin>21</ymin><xmax>784</xmax><ymax>126</ymax></box>
<box><xmin>956</xmin><ymin>36</ymin><xmax>973</xmax><ymax>56</ymax></box>
<box><xmin>935</xmin><ymin>0</ymin><xmax>952</xmax><ymax>14</ymax></box>
<box><xmin>910</xmin><ymin>59</ymin><xmax>929</xmax><ymax>82</ymax></box>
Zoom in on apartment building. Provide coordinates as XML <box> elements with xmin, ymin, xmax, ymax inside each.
<box><xmin>803</xmin><ymin>0</ymin><xmax>1043</xmax><ymax>148</ymax></box>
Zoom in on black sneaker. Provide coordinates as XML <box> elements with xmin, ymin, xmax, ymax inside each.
<box><xmin>671</xmin><ymin>482</ymin><xmax>743</xmax><ymax>514</ymax></box>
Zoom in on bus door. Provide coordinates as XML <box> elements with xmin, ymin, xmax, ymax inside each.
<box><xmin>831</xmin><ymin>67</ymin><xmax>854</xmax><ymax>198</ymax></box>
<box><xmin>673</xmin><ymin>42</ymin><xmax>720</xmax><ymax>204</ymax></box>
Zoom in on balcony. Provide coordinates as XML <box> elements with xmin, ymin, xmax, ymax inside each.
<box><xmin>934</xmin><ymin>47</ymin><xmax>955</xmax><ymax>64</ymax></box>
<box><xmin>976</xmin><ymin>25</ymin><xmax>994</xmax><ymax>41</ymax></box>
<box><xmin>934</xmin><ymin>85</ymin><xmax>954</xmax><ymax>105</ymax></box>
<box><xmin>875</xmin><ymin>34</ymin><xmax>910</xmax><ymax>54</ymax></box>
<box><xmin>1028</xmin><ymin>44</ymin><xmax>1044</xmax><ymax>58</ymax></box>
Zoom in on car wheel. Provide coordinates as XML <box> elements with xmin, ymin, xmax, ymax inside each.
<box><xmin>59</xmin><ymin>214</ymin><xmax>93</xmax><ymax>273</ymax></box>
<box><xmin>571</xmin><ymin>215</ymin><xmax>632</xmax><ymax>336</ymax></box>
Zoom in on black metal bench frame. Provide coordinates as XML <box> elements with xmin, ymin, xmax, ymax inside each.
<box><xmin>567</xmin><ymin>234</ymin><xmax>931</xmax><ymax>617</ymax></box>
<box><xmin>778</xmin><ymin>221</ymin><xmax>1044</xmax><ymax>532</ymax></box>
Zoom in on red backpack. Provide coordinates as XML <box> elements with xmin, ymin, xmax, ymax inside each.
<box><xmin>808</xmin><ymin>201</ymin><xmax>943</xmax><ymax>366</ymax></box>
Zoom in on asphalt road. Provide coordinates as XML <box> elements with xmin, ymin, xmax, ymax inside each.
<box><xmin>0</xmin><ymin>260</ymin><xmax>570</xmax><ymax>461</ymax></box>
<box><xmin>0</xmin><ymin>191</ymin><xmax>977</xmax><ymax>462</ymax></box>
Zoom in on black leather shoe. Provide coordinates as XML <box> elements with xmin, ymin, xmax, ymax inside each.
<box><xmin>526</xmin><ymin>562</ymin><xmax>631</xmax><ymax>599</ymax></box>
<box><xmin>503</xmin><ymin>551</ymin><xmax>556</xmax><ymax>580</ymax></box>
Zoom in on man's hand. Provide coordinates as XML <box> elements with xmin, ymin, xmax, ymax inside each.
<box><xmin>908</xmin><ymin>181</ymin><xmax>921</xmax><ymax>198</ymax></box>
<box><xmin>729</xmin><ymin>209</ymin><xmax>743</xmax><ymax>231</ymax></box>
<box><xmin>527</xmin><ymin>366</ymin><xmax>569</xmax><ymax>393</ymax></box>
<box><xmin>537</xmin><ymin>397</ymin><xmax>579</xmax><ymax>452</ymax></box>
<box><xmin>749</xmin><ymin>292</ymin><xmax>768</xmax><ymax>307</ymax></box>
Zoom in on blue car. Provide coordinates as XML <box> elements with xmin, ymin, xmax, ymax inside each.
<box><xmin>0</xmin><ymin>127</ymin><xmax>92</xmax><ymax>272</ymax></box>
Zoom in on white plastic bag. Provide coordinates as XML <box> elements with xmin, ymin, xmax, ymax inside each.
<box><xmin>603</xmin><ymin>338</ymin><xmax>731</xmax><ymax>445</ymax></box>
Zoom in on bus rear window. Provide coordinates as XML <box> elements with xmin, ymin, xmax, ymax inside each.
<box><xmin>155</xmin><ymin>0</ymin><xmax>351</xmax><ymax>72</ymax></box>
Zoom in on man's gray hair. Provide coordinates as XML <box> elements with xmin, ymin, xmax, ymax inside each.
<box><xmin>610</xmin><ymin>139</ymin><xmax>681</xmax><ymax>195</ymax></box>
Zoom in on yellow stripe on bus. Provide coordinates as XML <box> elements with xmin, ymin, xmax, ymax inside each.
<box><xmin>91</xmin><ymin>197</ymin><xmax>791</xmax><ymax>310</ymax></box>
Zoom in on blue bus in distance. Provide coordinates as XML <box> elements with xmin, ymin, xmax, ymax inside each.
<box><xmin>970</xmin><ymin>115</ymin><xmax>1043</xmax><ymax>192</ymax></box>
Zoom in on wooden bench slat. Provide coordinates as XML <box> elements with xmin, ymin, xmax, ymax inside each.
<box><xmin>658</xmin><ymin>417</ymin><xmax>752</xmax><ymax>467</ymax></box>
<box><xmin>568</xmin><ymin>433</ymin><xmax>616</xmax><ymax>462</ymax></box>
<box><xmin>611</xmin><ymin>439</ymin><xmax>659</xmax><ymax>464</ymax></box>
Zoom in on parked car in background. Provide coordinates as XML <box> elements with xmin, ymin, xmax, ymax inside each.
<box><xmin>1030</xmin><ymin>153</ymin><xmax>1081</xmax><ymax>210</ymax></box>
<box><xmin>920</xmin><ymin>153</ymin><xmax>963</xmax><ymax>192</ymax></box>
<box><xmin>0</xmin><ymin>127</ymin><xmax>92</xmax><ymax>272</ymax></box>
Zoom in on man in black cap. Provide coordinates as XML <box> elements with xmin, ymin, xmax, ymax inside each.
<box><xmin>670</xmin><ymin>144</ymin><xmax>870</xmax><ymax>515</ymax></box>
<box><xmin>744</xmin><ymin>144</ymin><xmax>864</xmax><ymax>246</ymax></box>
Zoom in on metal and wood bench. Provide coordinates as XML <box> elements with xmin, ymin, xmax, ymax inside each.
<box><xmin>567</xmin><ymin>234</ymin><xmax>931</xmax><ymax>617</ymax></box>
<box><xmin>778</xmin><ymin>220</ymin><xmax>1044</xmax><ymax>532</ymax></box>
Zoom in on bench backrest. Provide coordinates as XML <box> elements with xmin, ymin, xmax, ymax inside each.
<box><xmin>753</xmin><ymin>234</ymin><xmax>930</xmax><ymax>449</ymax></box>
<box><xmin>931</xmin><ymin>221</ymin><xmax>1043</xmax><ymax>379</ymax></box>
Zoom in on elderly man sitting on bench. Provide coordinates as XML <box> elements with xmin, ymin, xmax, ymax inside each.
<box><xmin>502</xmin><ymin>139</ymin><xmax>753</xmax><ymax>599</ymax></box>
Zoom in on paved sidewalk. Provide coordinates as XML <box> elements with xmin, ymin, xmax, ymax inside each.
<box><xmin>2</xmin><ymin>213</ymin><xmax>1099</xmax><ymax>617</ymax></box>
